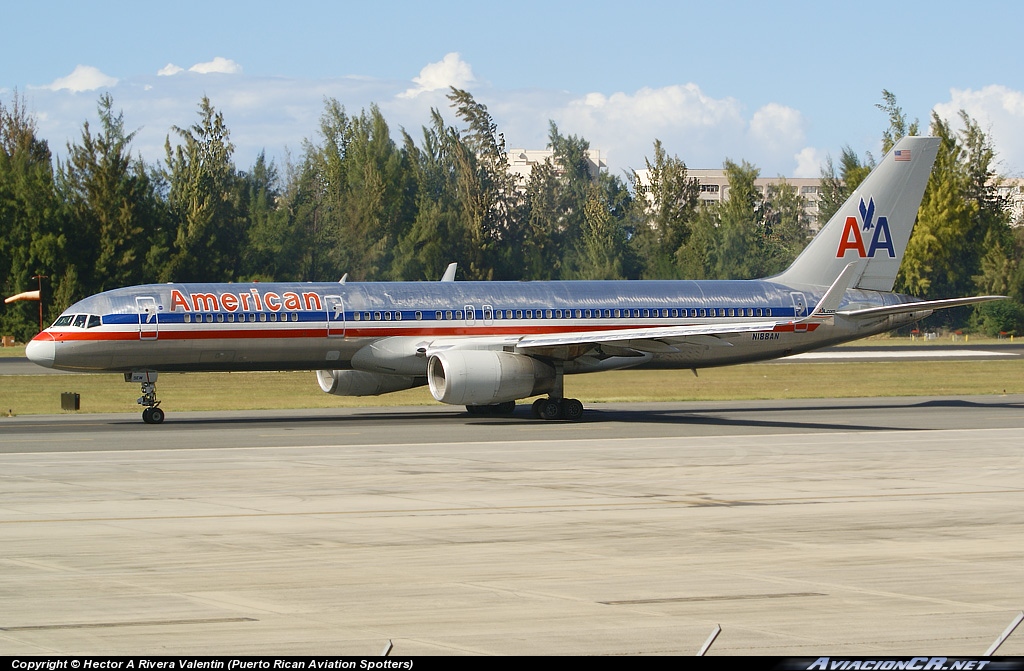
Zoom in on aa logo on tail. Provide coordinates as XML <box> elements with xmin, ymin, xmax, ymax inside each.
<box><xmin>836</xmin><ymin>198</ymin><xmax>895</xmax><ymax>258</ymax></box>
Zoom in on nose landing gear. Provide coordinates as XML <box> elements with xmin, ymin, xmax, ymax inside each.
<box><xmin>126</xmin><ymin>371</ymin><xmax>164</xmax><ymax>424</ymax></box>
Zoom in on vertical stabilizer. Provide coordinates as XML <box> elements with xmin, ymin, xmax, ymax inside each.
<box><xmin>773</xmin><ymin>136</ymin><xmax>939</xmax><ymax>290</ymax></box>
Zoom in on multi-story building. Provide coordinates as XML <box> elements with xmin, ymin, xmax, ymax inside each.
<box><xmin>633</xmin><ymin>168</ymin><xmax>824</xmax><ymax>228</ymax></box>
<box><xmin>507</xmin><ymin>148</ymin><xmax>607</xmax><ymax>185</ymax></box>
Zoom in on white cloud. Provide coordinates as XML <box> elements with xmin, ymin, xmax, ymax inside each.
<box><xmin>158</xmin><ymin>63</ymin><xmax>184</xmax><ymax>76</ymax></box>
<box><xmin>793</xmin><ymin>146</ymin><xmax>826</xmax><ymax>178</ymax></box>
<box><xmin>41</xmin><ymin>65</ymin><xmax>118</xmax><ymax>92</ymax></box>
<box><xmin>399</xmin><ymin>52</ymin><xmax>475</xmax><ymax>98</ymax></box>
<box><xmin>934</xmin><ymin>85</ymin><xmax>1024</xmax><ymax>175</ymax></box>
<box><xmin>547</xmin><ymin>83</ymin><xmax>749</xmax><ymax>172</ymax></box>
<box><xmin>748</xmin><ymin>103</ymin><xmax>805</xmax><ymax>152</ymax></box>
<box><xmin>19</xmin><ymin>58</ymin><xmax>836</xmax><ymax>180</ymax></box>
<box><xmin>188</xmin><ymin>57</ymin><xmax>242</xmax><ymax>75</ymax></box>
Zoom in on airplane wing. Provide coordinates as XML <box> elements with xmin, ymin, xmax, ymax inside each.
<box><xmin>515</xmin><ymin>319</ymin><xmax>789</xmax><ymax>356</ymax></box>
<box><xmin>514</xmin><ymin>262</ymin><xmax>870</xmax><ymax>357</ymax></box>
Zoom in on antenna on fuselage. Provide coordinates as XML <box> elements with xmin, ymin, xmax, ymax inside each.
<box><xmin>339</xmin><ymin>273</ymin><xmax>348</xmax><ymax>284</ymax></box>
<box><xmin>440</xmin><ymin>263</ymin><xmax>457</xmax><ymax>282</ymax></box>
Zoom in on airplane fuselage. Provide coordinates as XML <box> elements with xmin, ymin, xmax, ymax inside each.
<box><xmin>28</xmin><ymin>279</ymin><xmax>925</xmax><ymax>375</ymax></box>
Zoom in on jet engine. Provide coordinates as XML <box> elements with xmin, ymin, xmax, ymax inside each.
<box><xmin>426</xmin><ymin>350</ymin><xmax>554</xmax><ymax>405</ymax></box>
<box><xmin>316</xmin><ymin>369</ymin><xmax>425</xmax><ymax>396</ymax></box>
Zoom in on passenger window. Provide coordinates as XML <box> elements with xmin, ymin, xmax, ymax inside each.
<box><xmin>374</xmin><ymin>312</ymin><xmax>382</xmax><ymax>321</ymax></box>
<box><xmin>184</xmin><ymin>314</ymin><xmax>192</xmax><ymax>324</ymax></box>
<box><xmin>526</xmin><ymin>310</ymin><xmax>532</xmax><ymax>319</ymax></box>
<box><xmin>767</xmin><ymin>309</ymin><xmax>772</xmax><ymax>316</ymax></box>
<box><xmin>435</xmin><ymin>311</ymin><xmax>442</xmax><ymax>320</ymax></box>
<box><xmin>259</xmin><ymin>313</ymin><xmax>266</xmax><ymax>322</ymax></box>
<box><xmin>384</xmin><ymin>312</ymin><xmax>392</xmax><ymax>321</ymax></box>
<box><xmin>228</xmin><ymin>314</ymin><xmax>235</xmax><ymax>323</ymax></box>
<box><xmin>456</xmin><ymin>311</ymin><xmax>463</xmax><ymax>320</ymax></box>
<box><xmin>394</xmin><ymin>311</ymin><xmax>402</xmax><ymax>321</ymax></box>
<box><xmin>415</xmin><ymin>311</ymin><xmax>423</xmax><ymax>320</ymax></box>
<box><xmin>217</xmin><ymin>313</ymin><xmax>225</xmax><ymax>323</ymax></box>
<box><xmin>206</xmin><ymin>314</ymin><xmax>214</xmax><ymax>323</ymax></box>
<box><xmin>353</xmin><ymin>312</ymin><xmax>361</xmax><ymax>321</ymax></box>
<box><xmin>517</xmin><ymin>310</ymin><xmax>523</xmax><ymax>319</ymax></box>
<box><xmin>270</xmin><ymin>313</ymin><xmax>278</xmax><ymax>322</ymax></box>
<box><xmin>446</xmin><ymin>310</ymin><xmax>453</xmax><ymax>320</ymax></box>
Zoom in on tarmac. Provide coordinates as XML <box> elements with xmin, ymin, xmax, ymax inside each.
<box><xmin>1</xmin><ymin>397</ymin><xmax>1023</xmax><ymax>656</ymax></box>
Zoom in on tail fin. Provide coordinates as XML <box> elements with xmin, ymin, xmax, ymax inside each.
<box><xmin>773</xmin><ymin>135</ymin><xmax>940</xmax><ymax>291</ymax></box>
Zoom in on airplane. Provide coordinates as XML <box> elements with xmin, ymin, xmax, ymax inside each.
<box><xmin>25</xmin><ymin>136</ymin><xmax>1003</xmax><ymax>424</ymax></box>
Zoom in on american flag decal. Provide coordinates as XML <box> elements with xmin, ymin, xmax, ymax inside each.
<box><xmin>894</xmin><ymin>149</ymin><xmax>911</xmax><ymax>161</ymax></box>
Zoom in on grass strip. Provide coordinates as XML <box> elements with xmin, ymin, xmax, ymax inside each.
<box><xmin>2</xmin><ymin>359</ymin><xmax>1022</xmax><ymax>416</ymax></box>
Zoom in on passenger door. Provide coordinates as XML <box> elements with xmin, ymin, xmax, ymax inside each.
<box><xmin>136</xmin><ymin>296</ymin><xmax>159</xmax><ymax>340</ymax></box>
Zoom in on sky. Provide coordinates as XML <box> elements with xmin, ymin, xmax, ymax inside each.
<box><xmin>4</xmin><ymin>0</ymin><xmax>1024</xmax><ymax>181</ymax></box>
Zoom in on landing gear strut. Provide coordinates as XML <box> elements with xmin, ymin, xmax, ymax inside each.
<box><xmin>126</xmin><ymin>371</ymin><xmax>164</xmax><ymax>424</ymax></box>
<box><xmin>529</xmin><ymin>362</ymin><xmax>585</xmax><ymax>421</ymax></box>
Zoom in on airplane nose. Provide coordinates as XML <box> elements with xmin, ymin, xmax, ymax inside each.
<box><xmin>26</xmin><ymin>334</ymin><xmax>56</xmax><ymax>368</ymax></box>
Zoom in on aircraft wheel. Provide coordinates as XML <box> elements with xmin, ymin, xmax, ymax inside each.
<box><xmin>531</xmin><ymin>398</ymin><xmax>546</xmax><ymax>419</ymax></box>
<box><xmin>562</xmin><ymin>398</ymin><xmax>584</xmax><ymax>421</ymax></box>
<box><xmin>149</xmin><ymin>407</ymin><xmax>165</xmax><ymax>424</ymax></box>
<box><xmin>540</xmin><ymin>399</ymin><xmax>563</xmax><ymax>421</ymax></box>
<box><xmin>142</xmin><ymin>407</ymin><xmax>153</xmax><ymax>424</ymax></box>
<box><xmin>494</xmin><ymin>401</ymin><xmax>516</xmax><ymax>415</ymax></box>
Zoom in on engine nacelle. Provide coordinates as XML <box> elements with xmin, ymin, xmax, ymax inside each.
<box><xmin>316</xmin><ymin>369</ymin><xmax>425</xmax><ymax>396</ymax></box>
<box><xmin>427</xmin><ymin>350</ymin><xmax>554</xmax><ymax>405</ymax></box>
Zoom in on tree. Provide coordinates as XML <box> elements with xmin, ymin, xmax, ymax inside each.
<box><xmin>238</xmin><ymin>151</ymin><xmax>296</xmax><ymax>281</ymax></box>
<box><xmin>0</xmin><ymin>92</ymin><xmax>63</xmax><ymax>340</ymax></box>
<box><xmin>877</xmin><ymin>89</ymin><xmax>920</xmax><ymax>154</ymax></box>
<box><xmin>394</xmin><ymin>112</ymin><xmax>470</xmax><ymax>281</ymax></box>
<box><xmin>817</xmin><ymin>146</ymin><xmax>873</xmax><ymax>227</ymax></box>
<box><xmin>57</xmin><ymin>94</ymin><xmax>161</xmax><ymax>293</ymax></box>
<box><xmin>447</xmin><ymin>88</ymin><xmax>525</xmax><ymax>280</ymax></box>
<box><xmin>630</xmin><ymin>139</ymin><xmax>700</xmax><ymax>279</ymax></box>
<box><xmin>714</xmin><ymin>159</ymin><xmax>765</xmax><ymax>279</ymax></box>
<box><xmin>761</xmin><ymin>179</ymin><xmax>810</xmax><ymax>274</ymax></box>
<box><xmin>162</xmin><ymin>96</ymin><xmax>241</xmax><ymax>282</ymax></box>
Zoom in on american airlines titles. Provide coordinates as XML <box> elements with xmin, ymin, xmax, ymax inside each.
<box><xmin>169</xmin><ymin>289</ymin><xmax>323</xmax><ymax>313</ymax></box>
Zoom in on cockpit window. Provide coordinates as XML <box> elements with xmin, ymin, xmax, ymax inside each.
<box><xmin>73</xmin><ymin>314</ymin><xmax>88</xmax><ymax>328</ymax></box>
<box><xmin>88</xmin><ymin>315</ymin><xmax>101</xmax><ymax>328</ymax></box>
<box><xmin>52</xmin><ymin>315</ymin><xmax>74</xmax><ymax>327</ymax></box>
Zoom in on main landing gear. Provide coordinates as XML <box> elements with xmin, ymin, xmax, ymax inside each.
<box><xmin>465</xmin><ymin>397</ymin><xmax>585</xmax><ymax>420</ymax></box>
<box><xmin>126</xmin><ymin>371</ymin><xmax>165</xmax><ymax>424</ymax></box>
<box><xmin>530</xmin><ymin>397</ymin><xmax>584</xmax><ymax>421</ymax></box>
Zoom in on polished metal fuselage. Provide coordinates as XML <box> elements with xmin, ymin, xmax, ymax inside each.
<box><xmin>30</xmin><ymin>279</ymin><xmax>926</xmax><ymax>375</ymax></box>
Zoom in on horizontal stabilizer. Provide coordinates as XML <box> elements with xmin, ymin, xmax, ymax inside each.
<box><xmin>838</xmin><ymin>295</ymin><xmax>1005</xmax><ymax>320</ymax></box>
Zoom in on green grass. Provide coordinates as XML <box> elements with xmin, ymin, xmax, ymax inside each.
<box><xmin>2</xmin><ymin>360</ymin><xmax>1022</xmax><ymax>416</ymax></box>
<box><xmin>0</xmin><ymin>344</ymin><xmax>26</xmax><ymax>358</ymax></box>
